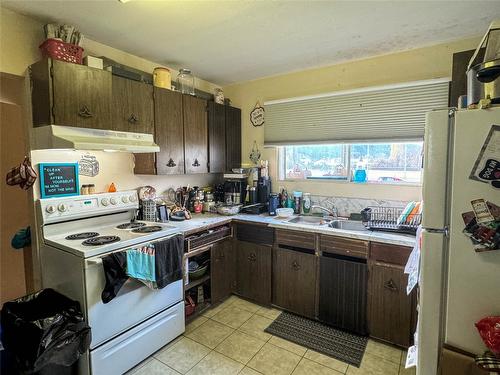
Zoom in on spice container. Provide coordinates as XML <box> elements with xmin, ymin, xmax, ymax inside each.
<box><xmin>81</xmin><ymin>185</ymin><xmax>89</xmax><ymax>195</ymax></box>
<box><xmin>88</xmin><ymin>184</ymin><xmax>96</xmax><ymax>194</ymax></box>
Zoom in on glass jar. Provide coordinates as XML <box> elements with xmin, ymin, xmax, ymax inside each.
<box><xmin>176</xmin><ymin>68</ymin><xmax>195</xmax><ymax>95</ymax></box>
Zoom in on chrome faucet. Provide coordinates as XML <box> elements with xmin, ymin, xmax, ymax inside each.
<box><xmin>311</xmin><ymin>205</ymin><xmax>338</xmax><ymax>219</ymax></box>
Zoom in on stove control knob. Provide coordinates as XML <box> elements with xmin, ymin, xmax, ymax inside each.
<box><xmin>129</xmin><ymin>195</ymin><xmax>137</xmax><ymax>202</ymax></box>
<box><xmin>58</xmin><ymin>203</ymin><xmax>68</xmax><ymax>212</ymax></box>
<box><xmin>101</xmin><ymin>198</ymin><xmax>109</xmax><ymax>206</ymax></box>
<box><xmin>45</xmin><ymin>205</ymin><xmax>55</xmax><ymax>214</ymax></box>
<box><xmin>122</xmin><ymin>196</ymin><xmax>129</xmax><ymax>203</ymax></box>
<box><xmin>110</xmin><ymin>197</ymin><xmax>118</xmax><ymax>205</ymax></box>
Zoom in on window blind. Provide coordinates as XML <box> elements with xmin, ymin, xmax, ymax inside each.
<box><xmin>264</xmin><ymin>79</ymin><xmax>449</xmax><ymax>145</ymax></box>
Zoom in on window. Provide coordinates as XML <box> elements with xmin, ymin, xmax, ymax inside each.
<box><xmin>280</xmin><ymin>142</ymin><xmax>423</xmax><ymax>184</ymax></box>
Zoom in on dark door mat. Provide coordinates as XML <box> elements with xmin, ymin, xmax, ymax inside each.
<box><xmin>264</xmin><ymin>312</ymin><xmax>368</xmax><ymax>367</ymax></box>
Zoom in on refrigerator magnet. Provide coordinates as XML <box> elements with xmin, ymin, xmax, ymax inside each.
<box><xmin>462</xmin><ymin>201</ymin><xmax>500</xmax><ymax>252</ymax></box>
<box><xmin>469</xmin><ymin>125</ymin><xmax>500</xmax><ymax>189</ymax></box>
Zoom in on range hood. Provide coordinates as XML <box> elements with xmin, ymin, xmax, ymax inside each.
<box><xmin>32</xmin><ymin>125</ymin><xmax>160</xmax><ymax>153</ymax></box>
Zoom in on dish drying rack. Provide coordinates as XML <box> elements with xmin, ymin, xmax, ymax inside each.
<box><xmin>362</xmin><ymin>206</ymin><xmax>421</xmax><ymax>234</ymax></box>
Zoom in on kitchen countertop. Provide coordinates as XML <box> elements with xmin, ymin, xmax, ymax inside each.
<box><xmin>164</xmin><ymin>213</ymin><xmax>416</xmax><ymax>247</ymax></box>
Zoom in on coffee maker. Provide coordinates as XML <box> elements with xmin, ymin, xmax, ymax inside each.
<box><xmin>222</xmin><ymin>173</ymin><xmax>247</xmax><ymax>205</ymax></box>
<box><xmin>242</xmin><ymin>167</ymin><xmax>271</xmax><ymax>214</ymax></box>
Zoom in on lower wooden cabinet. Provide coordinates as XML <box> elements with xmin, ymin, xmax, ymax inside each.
<box><xmin>367</xmin><ymin>261</ymin><xmax>416</xmax><ymax>347</ymax></box>
<box><xmin>273</xmin><ymin>246</ymin><xmax>317</xmax><ymax>318</ymax></box>
<box><xmin>235</xmin><ymin>240</ymin><xmax>272</xmax><ymax>305</ymax></box>
<box><xmin>211</xmin><ymin>239</ymin><xmax>236</xmax><ymax>304</ymax></box>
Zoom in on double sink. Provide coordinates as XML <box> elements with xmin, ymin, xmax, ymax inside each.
<box><xmin>287</xmin><ymin>216</ymin><xmax>368</xmax><ymax>231</ymax></box>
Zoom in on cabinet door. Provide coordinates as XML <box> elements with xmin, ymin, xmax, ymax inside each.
<box><xmin>154</xmin><ymin>88</ymin><xmax>184</xmax><ymax>175</ymax></box>
<box><xmin>207</xmin><ymin>102</ymin><xmax>226</xmax><ymax>173</ymax></box>
<box><xmin>236</xmin><ymin>241</ymin><xmax>271</xmax><ymax>305</ymax></box>
<box><xmin>183</xmin><ymin>95</ymin><xmax>208</xmax><ymax>174</ymax></box>
<box><xmin>319</xmin><ymin>255</ymin><xmax>368</xmax><ymax>335</ymax></box>
<box><xmin>111</xmin><ymin>76</ymin><xmax>154</xmax><ymax>133</ymax></box>
<box><xmin>111</xmin><ymin>76</ymin><xmax>156</xmax><ymax>174</ymax></box>
<box><xmin>273</xmin><ymin>247</ymin><xmax>317</xmax><ymax>318</ymax></box>
<box><xmin>52</xmin><ymin>60</ymin><xmax>112</xmax><ymax>129</ymax></box>
<box><xmin>368</xmin><ymin>262</ymin><xmax>415</xmax><ymax>347</ymax></box>
<box><xmin>211</xmin><ymin>239</ymin><xmax>236</xmax><ymax>304</ymax></box>
<box><xmin>225</xmin><ymin>106</ymin><xmax>241</xmax><ymax>171</ymax></box>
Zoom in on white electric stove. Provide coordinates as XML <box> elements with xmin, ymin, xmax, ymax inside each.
<box><xmin>37</xmin><ymin>190</ymin><xmax>185</xmax><ymax>375</ymax></box>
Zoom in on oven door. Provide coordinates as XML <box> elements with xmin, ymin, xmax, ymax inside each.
<box><xmin>84</xmin><ymin>247</ymin><xmax>183</xmax><ymax>349</ymax></box>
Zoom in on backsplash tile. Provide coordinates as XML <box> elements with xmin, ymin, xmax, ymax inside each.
<box><xmin>310</xmin><ymin>195</ymin><xmax>407</xmax><ymax>217</ymax></box>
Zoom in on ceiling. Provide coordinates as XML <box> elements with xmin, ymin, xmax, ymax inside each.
<box><xmin>3</xmin><ymin>1</ymin><xmax>499</xmax><ymax>85</ymax></box>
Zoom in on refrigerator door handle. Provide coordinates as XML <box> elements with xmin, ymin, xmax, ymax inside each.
<box><xmin>423</xmin><ymin>226</ymin><xmax>449</xmax><ymax>237</ymax></box>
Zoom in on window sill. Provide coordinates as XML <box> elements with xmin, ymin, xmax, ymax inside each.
<box><xmin>279</xmin><ymin>178</ymin><xmax>422</xmax><ymax>187</ymax></box>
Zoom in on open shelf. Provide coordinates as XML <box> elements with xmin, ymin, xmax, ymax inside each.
<box><xmin>185</xmin><ymin>274</ymin><xmax>210</xmax><ymax>292</ymax></box>
<box><xmin>185</xmin><ymin>301</ymin><xmax>211</xmax><ymax>324</ymax></box>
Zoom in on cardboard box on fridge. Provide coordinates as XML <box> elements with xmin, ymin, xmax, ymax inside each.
<box><xmin>440</xmin><ymin>346</ymin><xmax>489</xmax><ymax>375</ymax></box>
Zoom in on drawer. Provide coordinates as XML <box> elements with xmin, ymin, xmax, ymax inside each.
<box><xmin>184</xmin><ymin>225</ymin><xmax>232</xmax><ymax>252</ymax></box>
<box><xmin>320</xmin><ymin>235</ymin><xmax>368</xmax><ymax>259</ymax></box>
<box><xmin>275</xmin><ymin>229</ymin><xmax>316</xmax><ymax>251</ymax></box>
<box><xmin>90</xmin><ymin>302</ymin><xmax>184</xmax><ymax>375</ymax></box>
<box><xmin>370</xmin><ymin>242</ymin><xmax>412</xmax><ymax>266</ymax></box>
<box><xmin>236</xmin><ymin>223</ymin><xmax>274</xmax><ymax>245</ymax></box>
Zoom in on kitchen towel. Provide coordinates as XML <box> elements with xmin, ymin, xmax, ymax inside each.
<box><xmin>126</xmin><ymin>246</ymin><xmax>156</xmax><ymax>284</ymax></box>
<box><xmin>101</xmin><ymin>252</ymin><xmax>128</xmax><ymax>304</ymax></box>
<box><xmin>153</xmin><ymin>234</ymin><xmax>183</xmax><ymax>289</ymax></box>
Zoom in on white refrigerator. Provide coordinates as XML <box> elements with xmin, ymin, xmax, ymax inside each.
<box><xmin>417</xmin><ymin>107</ymin><xmax>500</xmax><ymax>375</ymax></box>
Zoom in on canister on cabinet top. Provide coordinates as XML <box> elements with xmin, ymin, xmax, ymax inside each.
<box><xmin>153</xmin><ymin>67</ymin><xmax>171</xmax><ymax>89</ymax></box>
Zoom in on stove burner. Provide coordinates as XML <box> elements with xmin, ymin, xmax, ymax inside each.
<box><xmin>131</xmin><ymin>225</ymin><xmax>163</xmax><ymax>234</ymax></box>
<box><xmin>82</xmin><ymin>236</ymin><xmax>121</xmax><ymax>246</ymax></box>
<box><xmin>66</xmin><ymin>232</ymin><xmax>99</xmax><ymax>240</ymax></box>
<box><xmin>116</xmin><ymin>222</ymin><xmax>146</xmax><ymax>230</ymax></box>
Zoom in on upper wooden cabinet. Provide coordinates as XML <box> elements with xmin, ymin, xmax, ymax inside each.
<box><xmin>154</xmin><ymin>87</ymin><xmax>185</xmax><ymax>175</ymax></box>
<box><xmin>183</xmin><ymin>95</ymin><xmax>208</xmax><ymax>174</ymax></box>
<box><xmin>31</xmin><ymin>59</ymin><xmax>112</xmax><ymax>129</ymax></box>
<box><xmin>207</xmin><ymin>102</ymin><xmax>226</xmax><ymax>173</ymax></box>
<box><xmin>111</xmin><ymin>76</ymin><xmax>154</xmax><ymax>134</ymax></box>
<box><xmin>111</xmin><ymin>76</ymin><xmax>155</xmax><ymax>174</ymax></box>
<box><xmin>29</xmin><ymin>59</ymin><xmax>242</xmax><ymax>175</ymax></box>
<box><xmin>225</xmin><ymin>106</ymin><xmax>242</xmax><ymax>171</ymax></box>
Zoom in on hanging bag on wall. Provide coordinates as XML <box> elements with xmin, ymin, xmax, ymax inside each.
<box><xmin>5</xmin><ymin>156</ymin><xmax>37</xmax><ymax>190</ymax></box>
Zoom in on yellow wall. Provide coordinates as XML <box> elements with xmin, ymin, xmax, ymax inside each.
<box><xmin>0</xmin><ymin>6</ymin><xmax>218</xmax><ymax>92</ymax></box>
<box><xmin>223</xmin><ymin>37</ymin><xmax>480</xmax><ymax>201</ymax></box>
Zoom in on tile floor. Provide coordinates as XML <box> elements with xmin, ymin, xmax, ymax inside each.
<box><xmin>127</xmin><ymin>296</ymin><xmax>416</xmax><ymax>375</ymax></box>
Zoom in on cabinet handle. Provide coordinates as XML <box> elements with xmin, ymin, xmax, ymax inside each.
<box><xmin>384</xmin><ymin>279</ymin><xmax>398</xmax><ymax>292</ymax></box>
<box><xmin>78</xmin><ymin>105</ymin><xmax>93</xmax><ymax>118</ymax></box>
<box><xmin>166</xmin><ymin>158</ymin><xmax>177</xmax><ymax>167</ymax></box>
<box><xmin>192</xmin><ymin>158</ymin><xmax>200</xmax><ymax>167</ymax></box>
<box><xmin>128</xmin><ymin>114</ymin><xmax>138</xmax><ymax>124</ymax></box>
<box><xmin>291</xmin><ymin>261</ymin><xmax>301</xmax><ymax>271</ymax></box>
<box><xmin>248</xmin><ymin>252</ymin><xmax>257</xmax><ymax>262</ymax></box>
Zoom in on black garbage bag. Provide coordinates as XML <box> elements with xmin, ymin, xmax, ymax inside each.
<box><xmin>1</xmin><ymin>289</ymin><xmax>91</xmax><ymax>374</ymax></box>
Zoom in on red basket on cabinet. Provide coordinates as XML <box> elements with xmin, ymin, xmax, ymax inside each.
<box><xmin>39</xmin><ymin>38</ymin><xmax>84</xmax><ymax>64</ymax></box>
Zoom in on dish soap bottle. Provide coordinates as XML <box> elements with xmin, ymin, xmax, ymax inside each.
<box><xmin>353</xmin><ymin>158</ymin><xmax>367</xmax><ymax>183</ymax></box>
<box><xmin>302</xmin><ymin>193</ymin><xmax>311</xmax><ymax>214</ymax></box>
